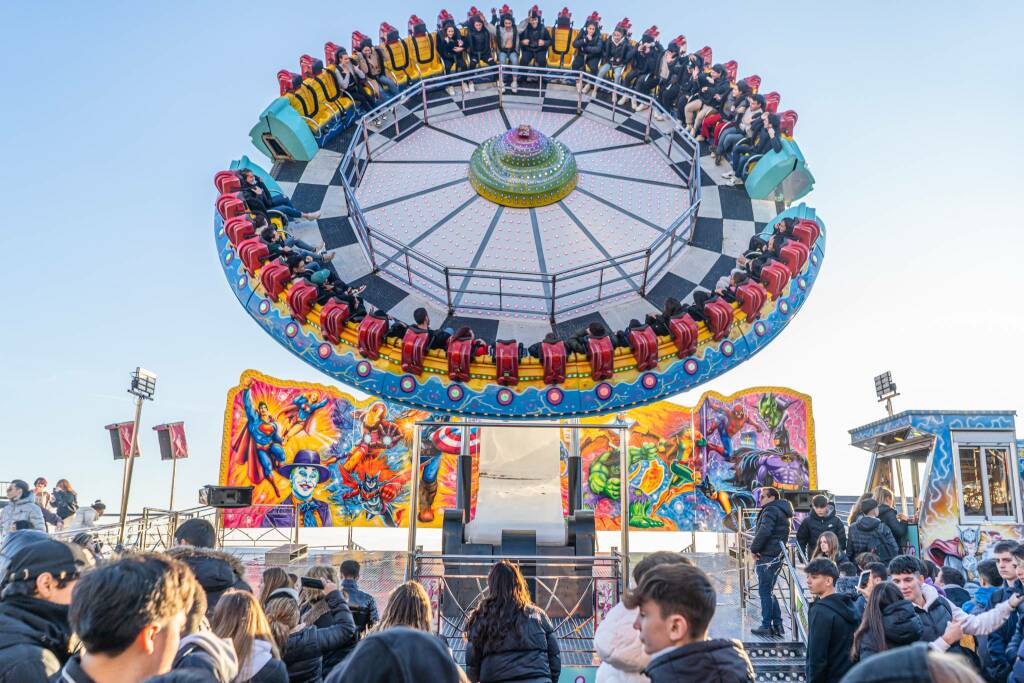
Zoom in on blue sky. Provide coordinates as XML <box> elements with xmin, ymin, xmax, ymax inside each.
<box><xmin>1</xmin><ymin>2</ymin><xmax>1022</xmax><ymax>513</ymax></box>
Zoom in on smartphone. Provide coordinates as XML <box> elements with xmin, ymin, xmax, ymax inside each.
<box><xmin>858</xmin><ymin>570</ymin><xmax>871</xmax><ymax>589</ymax></box>
<box><xmin>300</xmin><ymin>577</ymin><xmax>325</xmax><ymax>590</ymax></box>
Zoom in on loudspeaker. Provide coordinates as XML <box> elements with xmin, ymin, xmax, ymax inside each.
<box><xmin>199</xmin><ymin>485</ymin><xmax>253</xmax><ymax>508</ymax></box>
<box><xmin>780</xmin><ymin>489</ymin><xmax>829</xmax><ymax>513</ymax></box>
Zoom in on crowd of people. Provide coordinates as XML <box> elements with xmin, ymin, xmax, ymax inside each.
<box><xmin>1</xmin><ymin>477</ymin><xmax>105</xmax><ymax>537</ymax></box>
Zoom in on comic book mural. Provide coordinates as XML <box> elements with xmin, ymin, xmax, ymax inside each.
<box><xmin>575</xmin><ymin>387</ymin><xmax>816</xmax><ymax>532</ymax></box>
<box><xmin>219</xmin><ymin>370</ymin><xmax>474</xmax><ymax>529</ymax></box>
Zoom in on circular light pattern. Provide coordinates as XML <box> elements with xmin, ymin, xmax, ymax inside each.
<box><xmin>317</xmin><ymin>343</ymin><xmax>332</xmax><ymax>359</ymax></box>
<box><xmin>546</xmin><ymin>387</ymin><xmax>564</xmax><ymax>406</ymax></box>
<box><xmin>798</xmin><ymin>277</ymin><xmax>807</xmax><ymax>290</ymax></box>
<box><xmin>811</xmin><ymin>253</ymin><xmax>819</xmax><ymax>266</ymax></box>
<box><xmin>721</xmin><ymin>341</ymin><xmax>735</xmax><ymax>357</ymax></box>
<box><xmin>641</xmin><ymin>373</ymin><xmax>658</xmax><ymax>390</ymax></box>
<box><xmin>356</xmin><ymin>361</ymin><xmax>372</xmax><ymax>377</ymax></box>
<box><xmin>496</xmin><ymin>388</ymin><xmax>514</xmax><ymax>406</ymax></box>
<box><xmin>595</xmin><ymin>383</ymin><xmax>613</xmax><ymax>401</ymax></box>
<box><xmin>236</xmin><ymin>276</ymin><xmax>247</xmax><ymax>289</ymax></box>
<box><xmin>285</xmin><ymin>322</ymin><xmax>298</xmax><ymax>338</ymax></box>
<box><xmin>258</xmin><ymin>300</ymin><xmax>271</xmax><ymax>315</ymax></box>
<box><xmin>224</xmin><ymin>252</ymin><xmax>233</xmax><ymax>264</ymax></box>
<box><xmin>754</xmin><ymin>321</ymin><xmax>767</xmax><ymax>337</ymax></box>
<box><xmin>447</xmin><ymin>384</ymin><xmax>464</xmax><ymax>402</ymax></box>
<box><xmin>779</xmin><ymin>300</ymin><xmax>791</xmax><ymax>315</ymax></box>
<box><xmin>468</xmin><ymin>124</ymin><xmax>578</xmax><ymax>208</ymax></box>
<box><xmin>683</xmin><ymin>359</ymin><xmax>699</xmax><ymax>375</ymax></box>
<box><xmin>400</xmin><ymin>376</ymin><xmax>417</xmax><ymax>393</ymax></box>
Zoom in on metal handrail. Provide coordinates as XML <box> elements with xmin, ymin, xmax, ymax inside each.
<box><xmin>336</xmin><ymin>64</ymin><xmax>702</xmax><ymax>320</ymax></box>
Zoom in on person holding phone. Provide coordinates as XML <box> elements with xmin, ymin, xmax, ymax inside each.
<box><xmin>850</xmin><ymin>582</ymin><xmax>924</xmax><ymax>663</ymax></box>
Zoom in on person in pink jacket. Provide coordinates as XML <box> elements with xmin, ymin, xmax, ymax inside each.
<box><xmin>594</xmin><ymin>552</ymin><xmax>691</xmax><ymax>682</ymax></box>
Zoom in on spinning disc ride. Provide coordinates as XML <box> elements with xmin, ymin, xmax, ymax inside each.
<box><xmin>214</xmin><ymin>8</ymin><xmax>824</xmax><ymax>419</ymax></box>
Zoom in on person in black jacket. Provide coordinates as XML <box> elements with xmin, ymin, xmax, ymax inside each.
<box><xmin>623</xmin><ymin>29</ymin><xmax>660</xmax><ymax>110</ymax></box>
<box><xmin>517</xmin><ymin>9</ymin><xmax>549</xmax><ymax>70</ymax></box>
<box><xmin>465</xmin><ymin>560</ymin><xmax>560</xmax><ymax>683</ymax></box>
<box><xmin>265</xmin><ymin>585</ymin><xmax>356</xmax><ymax>683</ymax></box>
<box><xmin>326</xmin><ymin>627</ymin><xmax>466</xmax><ymax>683</ymax></box>
<box><xmin>851</xmin><ymin>582</ymin><xmax>924</xmax><ymax>663</ymax></box>
<box><xmin>749</xmin><ymin>487</ymin><xmax>794</xmax><ymax>638</ymax></box>
<box><xmin>463</xmin><ymin>11</ymin><xmax>496</xmax><ymax>93</ymax></box>
<box><xmin>598</xmin><ymin>20</ymin><xmax>633</xmax><ymax>91</ymax></box>
<box><xmin>571</xmin><ymin>17</ymin><xmax>603</xmax><ymax>94</ymax></box>
<box><xmin>989</xmin><ymin>541</ymin><xmax>1024</xmax><ymax>682</ymax></box>
<box><xmin>937</xmin><ymin>567</ymin><xmax>971</xmax><ymax>609</ymax></box>
<box><xmin>438</xmin><ymin>21</ymin><xmax>469</xmax><ymax>96</ymax></box>
<box><xmin>804</xmin><ymin>558</ymin><xmax>857</xmax><ymax>683</ymax></box>
<box><xmin>170</xmin><ymin>519</ymin><xmax>252</xmax><ymax>618</ymax></box>
<box><xmin>339</xmin><ymin>560</ymin><xmax>378</xmax><ymax>644</ymax></box>
<box><xmin>623</xmin><ymin>562</ymin><xmax>754</xmax><ymax>683</ymax></box>
<box><xmin>725</xmin><ymin>112</ymin><xmax>784</xmax><ymax>186</ymax></box>
<box><xmin>0</xmin><ymin>539</ymin><xmax>92</xmax><ymax>683</ymax></box>
<box><xmin>795</xmin><ymin>494</ymin><xmax>847</xmax><ymax>560</ymax></box>
<box><xmin>846</xmin><ymin>499</ymin><xmax>900</xmax><ymax>564</ymax></box>
<box><xmin>873</xmin><ymin>487</ymin><xmax>912</xmax><ymax>551</ymax></box>
<box><xmin>387</xmin><ymin>307</ymin><xmax>452</xmax><ymax>351</ymax></box>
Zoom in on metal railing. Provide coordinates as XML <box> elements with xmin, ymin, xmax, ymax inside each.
<box><xmin>50</xmin><ymin>506</ymin><xmax>217</xmax><ymax>555</ymax></box>
<box><xmin>338</xmin><ymin>64</ymin><xmax>702</xmax><ymax>321</ymax></box>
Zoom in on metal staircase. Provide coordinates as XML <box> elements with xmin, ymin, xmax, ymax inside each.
<box><xmin>745</xmin><ymin>641</ymin><xmax>807</xmax><ymax>682</ymax></box>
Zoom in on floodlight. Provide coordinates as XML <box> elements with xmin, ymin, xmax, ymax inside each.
<box><xmin>129</xmin><ymin>367</ymin><xmax>158</xmax><ymax>400</ymax></box>
<box><xmin>874</xmin><ymin>371</ymin><xmax>897</xmax><ymax>402</ymax></box>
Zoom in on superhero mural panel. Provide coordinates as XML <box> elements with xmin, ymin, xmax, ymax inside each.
<box><xmin>575</xmin><ymin>387</ymin><xmax>816</xmax><ymax>532</ymax></box>
<box><xmin>220</xmin><ymin>370</ymin><xmax>468</xmax><ymax>529</ymax></box>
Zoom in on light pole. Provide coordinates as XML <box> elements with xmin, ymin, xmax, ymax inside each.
<box><xmin>117</xmin><ymin>367</ymin><xmax>157</xmax><ymax>547</ymax></box>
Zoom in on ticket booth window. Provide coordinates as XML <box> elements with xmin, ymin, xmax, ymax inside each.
<box><xmin>956</xmin><ymin>444</ymin><xmax>1016</xmax><ymax>522</ymax></box>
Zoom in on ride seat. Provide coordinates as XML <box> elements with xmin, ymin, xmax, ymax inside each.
<box><xmin>723</xmin><ymin>60</ymin><xmax>738</xmax><ymax>83</ymax></box>
<box><xmin>259</xmin><ymin>261</ymin><xmax>292</xmax><ymax>301</ymax></box>
<box><xmin>286</xmin><ymin>280</ymin><xmax>318</xmax><ymax>324</ymax></box>
<box><xmin>320</xmin><ymin>299</ymin><xmax>351</xmax><ymax>344</ymax></box>
<box><xmin>280</xmin><ymin>70</ymin><xmax>336</xmax><ymax>137</ymax></box>
<box><xmin>736</xmin><ymin>282</ymin><xmax>768</xmax><ymax>321</ymax></box>
<box><xmin>703</xmin><ymin>299</ymin><xmax>734</xmax><ymax>341</ymax></box>
<box><xmin>380</xmin><ymin>23</ymin><xmax>416</xmax><ymax>84</ymax></box>
<box><xmin>237</xmin><ymin>237</ymin><xmax>270</xmax><ymax>274</ymax></box>
<box><xmin>447</xmin><ymin>335</ymin><xmax>475</xmax><ymax>382</ymax></box>
<box><xmin>628</xmin><ymin>326</ymin><xmax>659</xmax><ymax>371</ymax></box>
<box><xmin>586</xmin><ymin>336</ymin><xmax>614</xmax><ymax>381</ymax></box>
<box><xmin>214</xmin><ymin>171</ymin><xmax>241</xmax><ymax>194</ymax></box>
<box><xmin>401</xmin><ymin>328</ymin><xmax>430</xmax><ymax>375</ymax></box>
<box><xmin>763</xmin><ymin>91</ymin><xmax>781</xmax><ymax>113</ymax></box>
<box><xmin>547</xmin><ymin>11</ymin><xmax>576</xmax><ymax>69</ymax></box>
<box><xmin>742</xmin><ymin>74</ymin><xmax>761</xmax><ymax>93</ymax></box>
<box><xmin>779</xmin><ymin>241</ymin><xmax>809</xmax><ymax>277</ymax></box>
<box><xmin>780</xmin><ymin>110</ymin><xmax>798</xmax><ymax>137</ymax></box>
<box><xmin>224</xmin><ymin>216</ymin><xmax>255</xmax><ymax>245</ymax></box>
<box><xmin>494</xmin><ymin>340</ymin><xmax>519</xmax><ymax>386</ymax></box>
<box><xmin>217</xmin><ymin>194</ymin><xmax>247</xmax><ymax>221</ymax></box>
<box><xmin>760</xmin><ymin>261</ymin><xmax>790</xmax><ymax>299</ymax></box>
<box><xmin>357</xmin><ymin>315</ymin><xmax>388</xmax><ymax>359</ymax></box>
<box><xmin>304</xmin><ymin>57</ymin><xmax>354</xmax><ymax>120</ymax></box>
<box><xmin>792</xmin><ymin>218</ymin><xmax>821</xmax><ymax>248</ymax></box>
<box><xmin>541</xmin><ymin>340</ymin><xmax>567</xmax><ymax>385</ymax></box>
<box><xmin>668</xmin><ymin>313</ymin><xmax>699</xmax><ymax>358</ymax></box>
<box><xmin>697</xmin><ymin>46</ymin><xmax>713</xmax><ymax>69</ymax></box>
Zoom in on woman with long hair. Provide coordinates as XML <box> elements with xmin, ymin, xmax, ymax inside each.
<box><xmin>847</xmin><ymin>493</ymin><xmax>874</xmax><ymax>527</ymax></box>
<box><xmin>211</xmin><ymin>590</ymin><xmax>287</xmax><ymax>683</ymax></box>
<box><xmin>259</xmin><ymin>567</ymin><xmax>295</xmax><ymax>606</ymax></box>
<box><xmin>375</xmin><ymin>581</ymin><xmax>433</xmax><ymax>632</ymax></box>
<box><xmin>52</xmin><ymin>479</ymin><xmax>78</xmax><ymax>521</ymax></box>
<box><xmin>465</xmin><ymin>560</ymin><xmax>560</xmax><ymax>683</ymax></box>
<box><xmin>851</xmin><ymin>582</ymin><xmax>923</xmax><ymax>662</ymax></box>
<box><xmin>810</xmin><ymin>531</ymin><xmax>849</xmax><ymax>566</ymax></box>
<box><xmin>299</xmin><ymin>565</ymin><xmax>350</xmax><ymax>672</ymax></box>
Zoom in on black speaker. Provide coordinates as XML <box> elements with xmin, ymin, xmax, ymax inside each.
<box><xmin>780</xmin><ymin>489</ymin><xmax>829</xmax><ymax>513</ymax></box>
<box><xmin>199</xmin><ymin>485</ymin><xmax>253</xmax><ymax>508</ymax></box>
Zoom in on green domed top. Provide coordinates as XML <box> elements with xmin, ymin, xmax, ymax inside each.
<box><xmin>468</xmin><ymin>124</ymin><xmax>578</xmax><ymax>208</ymax></box>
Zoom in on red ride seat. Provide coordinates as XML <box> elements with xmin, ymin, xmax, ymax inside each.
<box><xmin>320</xmin><ymin>298</ymin><xmax>351</xmax><ymax>344</ymax></box>
<box><xmin>587</xmin><ymin>336</ymin><xmax>614</xmax><ymax>381</ymax></box>
<box><xmin>668</xmin><ymin>313</ymin><xmax>699</xmax><ymax>358</ymax></box>
<box><xmin>541</xmin><ymin>341</ymin><xmax>567</xmax><ymax>386</ymax></box>
<box><xmin>779</xmin><ymin>241</ymin><xmax>809</xmax><ymax>277</ymax></box>
<box><xmin>742</xmin><ymin>74</ymin><xmax>761</xmax><ymax>92</ymax></box>
<box><xmin>401</xmin><ymin>328</ymin><xmax>430</xmax><ymax>375</ymax></box>
<box><xmin>217</xmin><ymin>194</ymin><xmax>247</xmax><ymax>220</ymax></box>
<box><xmin>760</xmin><ymin>261</ymin><xmax>790</xmax><ymax>299</ymax></box>
<box><xmin>697</xmin><ymin>46</ymin><xmax>713</xmax><ymax>68</ymax></box>
<box><xmin>447</xmin><ymin>335</ymin><xmax>474</xmax><ymax>382</ymax></box>
<box><xmin>780</xmin><ymin>110</ymin><xmax>798</xmax><ymax>137</ymax></box>
<box><xmin>723</xmin><ymin>60</ymin><xmax>738</xmax><ymax>83</ymax></box>
<box><xmin>736</xmin><ymin>282</ymin><xmax>768</xmax><ymax>321</ymax></box>
<box><xmin>214</xmin><ymin>171</ymin><xmax>241</xmax><ymax>194</ymax></box>
<box><xmin>259</xmin><ymin>261</ymin><xmax>291</xmax><ymax>301</ymax></box>
<box><xmin>494</xmin><ymin>340</ymin><xmax>519</xmax><ymax>387</ymax></box>
<box><xmin>763</xmin><ymin>91</ymin><xmax>781</xmax><ymax>113</ymax></box>
<box><xmin>237</xmin><ymin>237</ymin><xmax>269</xmax><ymax>273</ymax></box>
<box><xmin>793</xmin><ymin>218</ymin><xmax>820</xmax><ymax>248</ymax></box>
<box><xmin>628</xmin><ymin>326</ymin><xmax>659</xmax><ymax>371</ymax></box>
<box><xmin>286</xmin><ymin>280</ymin><xmax>318</xmax><ymax>323</ymax></box>
<box><xmin>703</xmin><ymin>299</ymin><xmax>734</xmax><ymax>341</ymax></box>
<box><xmin>224</xmin><ymin>216</ymin><xmax>255</xmax><ymax>245</ymax></box>
<box><xmin>357</xmin><ymin>314</ymin><xmax>388</xmax><ymax>359</ymax></box>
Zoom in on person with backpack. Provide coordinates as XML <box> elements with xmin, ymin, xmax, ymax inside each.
<box><xmin>847</xmin><ymin>499</ymin><xmax>899</xmax><ymax>564</ymax></box>
<box><xmin>51</xmin><ymin>479</ymin><xmax>78</xmax><ymax>522</ymax></box>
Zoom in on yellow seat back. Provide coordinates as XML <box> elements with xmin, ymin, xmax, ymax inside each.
<box><xmin>382</xmin><ymin>40</ymin><xmax>415</xmax><ymax>83</ymax></box>
<box><xmin>318</xmin><ymin>68</ymin><xmax>353</xmax><ymax>111</ymax></box>
<box><xmin>406</xmin><ymin>33</ymin><xmax>443</xmax><ymax>78</ymax></box>
<box><xmin>547</xmin><ymin>27</ymin><xmax>577</xmax><ymax>68</ymax></box>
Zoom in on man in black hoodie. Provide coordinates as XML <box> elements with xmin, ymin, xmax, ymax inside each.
<box><xmin>170</xmin><ymin>518</ymin><xmax>251</xmax><ymax>618</ymax></box>
<box><xmin>0</xmin><ymin>539</ymin><xmax>92</xmax><ymax>683</ymax></box>
<box><xmin>847</xmin><ymin>499</ymin><xmax>899</xmax><ymax>564</ymax></box>
<box><xmin>749</xmin><ymin>487</ymin><xmax>794</xmax><ymax>637</ymax></box>
<box><xmin>326</xmin><ymin>627</ymin><xmax>465</xmax><ymax>682</ymax></box>
<box><xmin>804</xmin><ymin>558</ymin><xmax>857</xmax><ymax>683</ymax></box>
<box><xmin>795</xmin><ymin>494</ymin><xmax>847</xmax><ymax>560</ymax></box>
<box><xmin>874</xmin><ymin>487</ymin><xmax>911</xmax><ymax>551</ymax></box>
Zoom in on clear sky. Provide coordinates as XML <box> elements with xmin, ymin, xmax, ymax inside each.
<box><xmin>1</xmin><ymin>2</ymin><xmax>1022</xmax><ymax>516</ymax></box>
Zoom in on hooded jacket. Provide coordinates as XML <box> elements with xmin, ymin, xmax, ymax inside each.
<box><xmin>856</xmin><ymin>598</ymin><xmax>923</xmax><ymax>660</ymax></box>
<box><xmin>465</xmin><ymin>18</ymin><xmax>495</xmax><ymax>60</ymax></box>
<box><xmin>240</xmin><ymin>639</ymin><xmax>288</xmax><ymax>683</ymax></box>
<box><xmin>642</xmin><ymin>639</ymin><xmax>754</xmax><ymax>683</ymax></box>
<box><xmin>325</xmin><ymin>627</ymin><xmax>464</xmax><ymax>683</ymax></box>
<box><xmin>795</xmin><ymin>509</ymin><xmax>847</xmax><ymax>559</ymax></box>
<box><xmin>173</xmin><ymin>631</ymin><xmax>240</xmax><ymax>683</ymax></box>
<box><xmin>915</xmin><ymin>582</ymin><xmax>1012</xmax><ymax>653</ymax></box>
<box><xmin>465</xmin><ymin>605</ymin><xmax>561</xmax><ymax>683</ymax></box>
<box><xmin>0</xmin><ymin>493</ymin><xmax>46</xmax><ymax>535</ymax></box>
<box><xmin>282</xmin><ymin>590</ymin><xmax>356</xmax><ymax>683</ymax></box>
<box><xmin>603</xmin><ymin>35</ymin><xmax>634</xmax><ymax>67</ymax></box>
<box><xmin>876</xmin><ymin>504</ymin><xmax>909</xmax><ymax>548</ymax></box>
<box><xmin>517</xmin><ymin>19</ymin><xmax>550</xmax><ymax>53</ymax></box>
<box><xmin>749</xmin><ymin>498</ymin><xmax>794</xmax><ymax>558</ymax></box>
<box><xmin>0</xmin><ymin>595</ymin><xmax>71</xmax><ymax>683</ymax></box>
<box><xmin>593</xmin><ymin>601</ymin><xmax>649</xmax><ymax>683</ymax></box>
<box><xmin>842</xmin><ymin>642</ymin><xmax>933</xmax><ymax>683</ymax></box>
<box><xmin>846</xmin><ymin>515</ymin><xmax>899</xmax><ymax>563</ymax></box>
<box><xmin>166</xmin><ymin>546</ymin><xmax>252</xmax><ymax>617</ymax></box>
<box><xmin>806</xmin><ymin>592</ymin><xmax>858</xmax><ymax>683</ymax></box>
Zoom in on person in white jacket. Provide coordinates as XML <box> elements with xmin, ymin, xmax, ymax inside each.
<box><xmin>594</xmin><ymin>551</ymin><xmax>691</xmax><ymax>682</ymax></box>
<box><xmin>69</xmin><ymin>500</ymin><xmax>106</xmax><ymax>530</ymax></box>
<box><xmin>889</xmin><ymin>554</ymin><xmax>1021</xmax><ymax>653</ymax></box>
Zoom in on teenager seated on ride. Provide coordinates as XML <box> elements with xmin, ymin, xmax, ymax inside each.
<box><xmin>597</xmin><ymin>19</ymin><xmax>634</xmax><ymax>90</ymax></box>
<box><xmin>355</xmin><ymin>37</ymin><xmax>399</xmax><ymax>98</ymax></box>
<box><xmin>286</xmin><ymin>253</ymin><xmax>323</xmax><ymax>281</ymax></box>
<box><xmin>462</xmin><ymin>11</ymin><xmax>496</xmax><ymax>94</ymax></box>
<box><xmin>493</xmin><ymin>7</ymin><xmax>520</xmax><ymax>93</ymax></box>
<box><xmin>572</xmin><ymin>15</ymin><xmax>604</xmax><ymax>94</ymax></box>
<box><xmin>682</xmin><ymin>63</ymin><xmax>730</xmax><ymax>136</ymax></box>
<box><xmin>715</xmin><ymin>94</ymin><xmax>764</xmax><ymax>165</ymax></box>
<box><xmin>259</xmin><ymin>223</ymin><xmax>334</xmax><ymax>264</ymax></box>
<box><xmin>700</xmin><ymin>80</ymin><xmax>752</xmax><ymax>145</ymax></box>
<box><xmin>309</xmin><ymin>269</ymin><xmax>367</xmax><ymax>315</ymax></box>
<box><xmin>651</xmin><ymin>42</ymin><xmax>685</xmax><ymax>122</ymax></box>
<box><xmin>517</xmin><ymin>7</ymin><xmax>550</xmax><ymax>74</ymax></box>
<box><xmin>386</xmin><ymin>307</ymin><xmax>452</xmax><ymax>350</ymax></box>
<box><xmin>722</xmin><ymin>112</ymin><xmax>783</xmax><ymax>186</ymax></box>
<box><xmin>438</xmin><ymin>20</ymin><xmax>470</xmax><ymax>96</ymax></box>
<box><xmin>330</xmin><ymin>48</ymin><xmax>376</xmax><ymax>113</ymax></box>
<box><xmin>568</xmin><ymin>321</ymin><xmax>625</xmax><ymax>355</ymax></box>
<box><xmin>711</xmin><ymin>270</ymin><xmax>750</xmax><ymax>304</ymax></box>
<box><xmin>622</xmin><ymin>28</ymin><xmax>661</xmax><ymax>111</ymax></box>
<box><xmin>240</xmin><ymin>174</ymin><xmax>320</xmax><ymax>223</ymax></box>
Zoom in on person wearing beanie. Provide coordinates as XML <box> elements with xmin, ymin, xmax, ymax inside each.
<box><xmin>0</xmin><ymin>480</ymin><xmax>46</xmax><ymax>536</ymax></box>
<box><xmin>326</xmin><ymin>626</ymin><xmax>466</xmax><ymax>682</ymax></box>
<box><xmin>0</xmin><ymin>539</ymin><xmax>93</xmax><ymax>682</ymax></box>
<box><xmin>847</xmin><ymin>499</ymin><xmax>900</xmax><ymax>564</ymax></box>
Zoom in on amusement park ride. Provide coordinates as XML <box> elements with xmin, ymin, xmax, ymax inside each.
<box><xmin>205</xmin><ymin>4</ymin><xmax>848</xmax><ymax>678</ymax></box>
